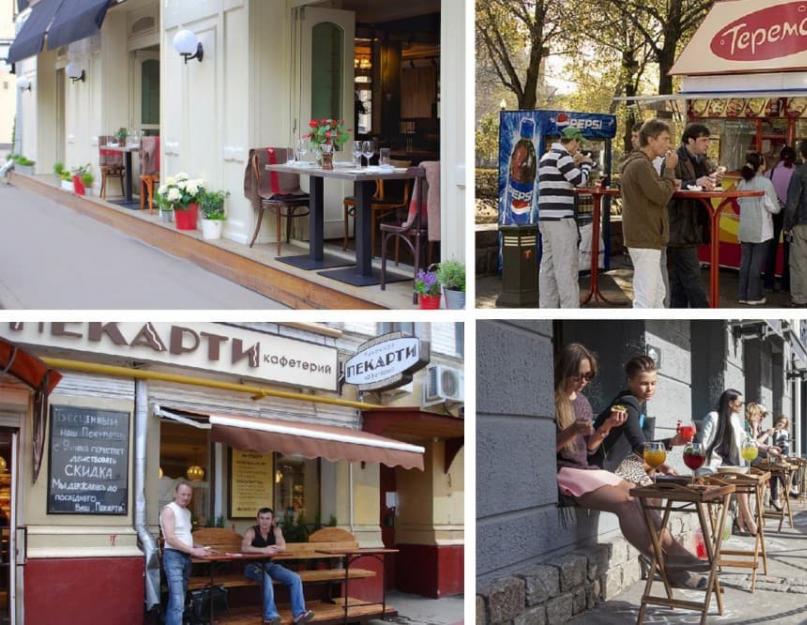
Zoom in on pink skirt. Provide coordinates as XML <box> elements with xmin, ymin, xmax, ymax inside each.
<box><xmin>558</xmin><ymin>466</ymin><xmax>624</xmax><ymax>498</ymax></box>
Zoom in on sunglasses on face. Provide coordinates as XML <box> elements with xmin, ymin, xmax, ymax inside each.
<box><xmin>571</xmin><ymin>372</ymin><xmax>595</xmax><ymax>382</ymax></box>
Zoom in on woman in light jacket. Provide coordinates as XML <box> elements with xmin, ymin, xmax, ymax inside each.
<box><xmin>697</xmin><ymin>389</ymin><xmax>758</xmax><ymax>535</ymax></box>
<box><xmin>737</xmin><ymin>152</ymin><xmax>781</xmax><ymax>305</ymax></box>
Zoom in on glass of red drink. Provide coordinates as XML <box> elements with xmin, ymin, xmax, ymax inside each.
<box><xmin>677</xmin><ymin>422</ymin><xmax>696</xmax><ymax>443</ymax></box>
<box><xmin>683</xmin><ymin>442</ymin><xmax>706</xmax><ymax>485</ymax></box>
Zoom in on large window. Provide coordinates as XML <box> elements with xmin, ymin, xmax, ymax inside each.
<box><xmin>274</xmin><ymin>454</ymin><xmax>320</xmax><ymax>524</ymax></box>
<box><xmin>159</xmin><ymin>420</ymin><xmax>210</xmax><ymax>527</ymax></box>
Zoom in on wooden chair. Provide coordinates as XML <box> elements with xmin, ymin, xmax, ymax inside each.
<box><xmin>342</xmin><ymin>179</ymin><xmax>383</xmax><ymax>250</ymax></box>
<box><xmin>98</xmin><ymin>135</ymin><xmax>125</xmax><ymax>199</ymax></box>
<box><xmin>249</xmin><ymin>148</ymin><xmax>310</xmax><ymax>255</ymax></box>
<box><xmin>138</xmin><ymin>136</ymin><xmax>160</xmax><ymax>212</ymax></box>
<box><xmin>380</xmin><ymin>167</ymin><xmax>429</xmax><ymax>304</ymax></box>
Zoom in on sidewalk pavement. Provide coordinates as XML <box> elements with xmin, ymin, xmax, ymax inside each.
<box><xmin>368</xmin><ymin>591</ymin><xmax>464</xmax><ymax>625</ymax></box>
<box><xmin>0</xmin><ymin>180</ymin><xmax>286</xmax><ymax>309</ymax></box>
<box><xmin>568</xmin><ymin>499</ymin><xmax>807</xmax><ymax>624</ymax></box>
<box><xmin>476</xmin><ymin>255</ymin><xmax>793</xmax><ymax>309</ymax></box>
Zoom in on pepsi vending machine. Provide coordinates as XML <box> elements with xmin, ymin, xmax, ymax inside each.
<box><xmin>498</xmin><ymin>110</ymin><xmax>618</xmax><ymax>271</ymax></box>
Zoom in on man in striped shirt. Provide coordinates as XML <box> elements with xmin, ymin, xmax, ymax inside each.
<box><xmin>538</xmin><ymin>126</ymin><xmax>593</xmax><ymax>307</ymax></box>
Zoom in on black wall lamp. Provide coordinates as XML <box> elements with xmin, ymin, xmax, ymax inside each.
<box><xmin>66</xmin><ymin>63</ymin><xmax>85</xmax><ymax>83</ymax></box>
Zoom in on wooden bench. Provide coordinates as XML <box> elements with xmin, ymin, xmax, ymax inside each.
<box><xmin>188</xmin><ymin>527</ymin><xmax>375</xmax><ymax>591</ymax></box>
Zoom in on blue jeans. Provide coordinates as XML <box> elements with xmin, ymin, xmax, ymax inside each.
<box><xmin>245</xmin><ymin>562</ymin><xmax>306</xmax><ymax>620</ymax></box>
<box><xmin>163</xmin><ymin>549</ymin><xmax>191</xmax><ymax>625</ymax></box>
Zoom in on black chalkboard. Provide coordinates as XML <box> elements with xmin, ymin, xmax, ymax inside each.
<box><xmin>48</xmin><ymin>405</ymin><xmax>130</xmax><ymax>515</ymax></box>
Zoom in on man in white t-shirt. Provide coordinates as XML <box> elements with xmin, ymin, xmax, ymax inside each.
<box><xmin>160</xmin><ymin>482</ymin><xmax>214</xmax><ymax>625</ymax></box>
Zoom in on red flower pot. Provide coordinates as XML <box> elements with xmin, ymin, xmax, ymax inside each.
<box><xmin>72</xmin><ymin>175</ymin><xmax>86</xmax><ymax>196</ymax></box>
<box><xmin>418</xmin><ymin>293</ymin><xmax>441</xmax><ymax>309</ymax></box>
<box><xmin>175</xmin><ymin>202</ymin><xmax>199</xmax><ymax>230</ymax></box>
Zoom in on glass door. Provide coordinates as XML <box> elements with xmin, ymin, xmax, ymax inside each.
<box><xmin>0</xmin><ymin>429</ymin><xmax>18</xmax><ymax>625</ymax></box>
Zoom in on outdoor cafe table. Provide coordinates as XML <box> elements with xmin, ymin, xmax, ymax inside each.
<box><xmin>755</xmin><ymin>459</ymin><xmax>797</xmax><ymax>531</ymax></box>
<box><xmin>576</xmin><ymin>187</ymin><xmax>764</xmax><ymax>308</ymax></box>
<box><xmin>102</xmin><ymin>144</ymin><xmax>139</xmax><ymax>208</ymax></box>
<box><xmin>192</xmin><ymin>549</ymin><xmax>347</xmax><ymax>624</ymax></box>
<box><xmin>266</xmin><ymin>163</ymin><xmax>417</xmax><ymax>286</ymax></box>
<box><xmin>703</xmin><ymin>470</ymin><xmax>770</xmax><ymax>592</ymax></box>
<box><xmin>573</xmin><ymin>185</ymin><xmax>621</xmax><ymax>305</ymax></box>
<box><xmin>316</xmin><ymin>547</ymin><xmax>398</xmax><ymax>624</ymax></box>
<box><xmin>630</xmin><ymin>479</ymin><xmax>735</xmax><ymax>625</ymax></box>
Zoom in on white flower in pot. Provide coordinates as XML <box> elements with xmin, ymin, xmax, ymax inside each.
<box><xmin>200</xmin><ymin>188</ymin><xmax>229</xmax><ymax>240</ymax></box>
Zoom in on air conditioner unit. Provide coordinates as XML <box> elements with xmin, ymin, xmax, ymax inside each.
<box><xmin>422</xmin><ymin>365</ymin><xmax>463</xmax><ymax>406</ymax></box>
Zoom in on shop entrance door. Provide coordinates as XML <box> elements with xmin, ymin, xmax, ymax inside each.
<box><xmin>297</xmin><ymin>5</ymin><xmax>356</xmax><ymax>239</ymax></box>
<box><xmin>0</xmin><ymin>428</ymin><xmax>19</xmax><ymax>625</ymax></box>
<box><xmin>379</xmin><ymin>465</ymin><xmax>397</xmax><ymax>590</ymax></box>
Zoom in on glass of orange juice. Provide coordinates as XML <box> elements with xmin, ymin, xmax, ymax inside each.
<box><xmin>644</xmin><ymin>442</ymin><xmax>667</xmax><ymax>484</ymax></box>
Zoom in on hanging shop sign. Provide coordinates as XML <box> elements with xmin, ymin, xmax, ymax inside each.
<box><xmin>2</xmin><ymin>322</ymin><xmax>338</xmax><ymax>392</ymax></box>
<box><xmin>47</xmin><ymin>405</ymin><xmax>130</xmax><ymax>515</ymax></box>
<box><xmin>344</xmin><ymin>332</ymin><xmax>430</xmax><ymax>392</ymax></box>
<box><xmin>672</xmin><ymin>0</ymin><xmax>807</xmax><ymax>75</ymax></box>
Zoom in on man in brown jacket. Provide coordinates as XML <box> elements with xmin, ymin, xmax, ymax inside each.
<box><xmin>620</xmin><ymin>119</ymin><xmax>678</xmax><ymax>308</ymax></box>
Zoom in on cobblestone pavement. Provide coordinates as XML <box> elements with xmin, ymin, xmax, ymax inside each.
<box><xmin>568</xmin><ymin>500</ymin><xmax>807</xmax><ymax>624</ymax></box>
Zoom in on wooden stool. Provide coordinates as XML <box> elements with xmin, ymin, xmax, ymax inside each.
<box><xmin>705</xmin><ymin>470</ymin><xmax>770</xmax><ymax>592</ymax></box>
<box><xmin>757</xmin><ymin>460</ymin><xmax>795</xmax><ymax>531</ymax></box>
<box><xmin>139</xmin><ymin>174</ymin><xmax>159</xmax><ymax>212</ymax></box>
<box><xmin>631</xmin><ymin>479</ymin><xmax>734</xmax><ymax>625</ymax></box>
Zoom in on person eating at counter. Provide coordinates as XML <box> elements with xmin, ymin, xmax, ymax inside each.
<box><xmin>242</xmin><ymin>507</ymin><xmax>315</xmax><ymax>625</ymax></box>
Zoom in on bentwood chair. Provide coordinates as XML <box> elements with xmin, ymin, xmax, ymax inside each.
<box><xmin>380</xmin><ymin>167</ymin><xmax>429</xmax><ymax>304</ymax></box>
<box><xmin>98</xmin><ymin>135</ymin><xmax>125</xmax><ymax>199</ymax></box>
<box><xmin>249</xmin><ymin>148</ymin><xmax>310</xmax><ymax>255</ymax></box>
<box><xmin>138</xmin><ymin>136</ymin><xmax>160</xmax><ymax>212</ymax></box>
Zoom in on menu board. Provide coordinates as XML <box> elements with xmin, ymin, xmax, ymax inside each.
<box><xmin>48</xmin><ymin>406</ymin><xmax>130</xmax><ymax>515</ymax></box>
<box><xmin>228</xmin><ymin>449</ymin><xmax>274</xmax><ymax>519</ymax></box>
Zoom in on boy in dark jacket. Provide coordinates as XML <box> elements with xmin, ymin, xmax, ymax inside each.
<box><xmin>620</xmin><ymin>119</ymin><xmax>678</xmax><ymax>308</ymax></box>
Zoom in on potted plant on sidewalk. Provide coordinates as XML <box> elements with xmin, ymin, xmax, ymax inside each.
<box><xmin>414</xmin><ymin>267</ymin><xmax>441</xmax><ymax>309</ymax></box>
<box><xmin>54</xmin><ymin>162</ymin><xmax>73</xmax><ymax>191</ymax></box>
<box><xmin>71</xmin><ymin>164</ymin><xmax>94</xmax><ymax>196</ymax></box>
<box><xmin>306</xmin><ymin>118</ymin><xmax>350</xmax><ymax>170</ymax></box>
<box><xmin>156</xmin><ymin>173</ymin><xmax>205</xmax><ymax>230</ymax></box>
<box><xmin>199</xmin><ymin>189</ymin><xmax>229</xmax><ymax>240</ymax></box>
<box><xmin>437</xmin><ymin>260</ymin><xmax>466</xmax><ymax>309</ymax></box>
<box><xmin>12</xmin><ymin>154</ymin><xmax>36</xmax><ymax>176</ymax></box>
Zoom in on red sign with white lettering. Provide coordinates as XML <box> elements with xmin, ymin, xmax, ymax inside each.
<box><xmin>711</xmin><ymin>1</ymin><xmax>807</xmax><ymax>61</ymax></box>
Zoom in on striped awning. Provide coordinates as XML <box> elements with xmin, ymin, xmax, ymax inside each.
<box><xmin>6</xmin><ymin>0</ymin><xmax>63</xmax><ymax>64</ymax></box>
<box><xmin>46</xmin><ymin>0</ymin><xmax>114</xmax><ymax>50</ymax></box>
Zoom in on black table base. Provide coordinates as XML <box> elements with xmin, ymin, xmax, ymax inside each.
<box><xmin>318</xmin><ymin>267</ymin><xmax>411</xmax><ymax>287</ymax></box>
<box><xmin>278</xmin><ymin>254</ymin><xmax>353</xmax><ymax>270</ymax></box>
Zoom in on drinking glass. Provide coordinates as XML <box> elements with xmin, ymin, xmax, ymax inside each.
<box><xmin>741</xmin><ymin>437</ymin><xmax>759</xmax><ymax>464</ymax></box>
<box><xmin>352</xmin><ymin>141</ymin><xmax>363</xmax><ymax>167</ymax></box>
<box><xmin>643</xmin><ymin>442</ymin><xmax>666</xmax><ymax>484</ymax></box>
<box><xmin>380</xmin><ymin>147</ymin><xmax>391</xmax><ymax>166</ymax></box>
<box><xmin>677</xmin><ymin>421</ymin><xmax>696</xmax><ymax>443</ymax></box>
<box><xmin>683</xmin><ymin>442</ymin><xmax>705</xmax><ymax>485</ymax></box>
<box><xmin>296</xmin><ymin>138</ymin><xmax>308</xmax><ymax>163</ymax></box>
<box><xmin>362</xmin><ymin>140</ymin><xmax>376</xmax><ymax>168</ymax></box>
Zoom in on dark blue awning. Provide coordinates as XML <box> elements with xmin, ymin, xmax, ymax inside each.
<box><xmin>47</xmin><ymin>0</ymin><xmax>114</xmax><ymax>51</ymax></box>
<box><xmin>7</xmin><ymin>0</ymin><xmax>63</xmax><ymax>64</ymax></box>
<box><xmin>17</xmin><ymin>0</ymin><xmax>30</xmax><ymax>13</ymax></box>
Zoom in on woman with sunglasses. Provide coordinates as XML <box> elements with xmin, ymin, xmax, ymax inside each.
<box><xmin>555</xmin><ymin>343</ymin><xmax>709</xmax><ymax>587</ymax></box>
<box><xmin>697</xmin><ymin>389</ymin><xmax>758</xmax><ymax>535</ymax></box>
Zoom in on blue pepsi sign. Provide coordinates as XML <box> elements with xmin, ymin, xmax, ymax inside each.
<box><xmin>542</xmin><ymin>110</ymin><xmax>617</xmax><ymax>141</ymax></box>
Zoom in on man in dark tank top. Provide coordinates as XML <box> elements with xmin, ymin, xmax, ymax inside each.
<box><xmin>242</xmin><ymin>507</ymin><xmax>314</xmax><ymax>625</ymax></box>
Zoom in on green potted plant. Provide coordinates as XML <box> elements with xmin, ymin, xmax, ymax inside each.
<box><xmin>306</xmin><ymin>118</ymin><xmax>350</xmax><ymax>170</ymax></box>
<box><xmin>155</xmin><ymin>173</ymin><xmax>205</xmax><ymax>230</ymax></box>
<box><xmin>53</xmin><ymin>162</ymin><xmax>73</xmax><ymax>191</ymax></box>
<box><xmin>437</xmin><ymin>260</ymin><xmax>466</xmax><ymax>309</ymax></box>
<box><xmin>70</xmin><ymin>164</ymin><xmax>94</xmax><ymax>196</ymax></box>
<box><xmin>199</xmin><ymin>189</ymin><xmax>229</xmax><ymax>240</ymax></box>
<box><xmin>115</xmin><ymin>127</ymin><xmax>128</xmax><ymax>147</ymax></box>
<box><xmin>12</xmin><ymin>154</ymin><xmax>35</xmax><ymax>176</ymax></box>
<box><xmin>414</xmin><ymin>267</ymin><xmax>441</xmax><ymax>309</ymax></box>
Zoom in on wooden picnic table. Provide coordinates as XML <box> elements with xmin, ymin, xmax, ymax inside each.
<box><xmin>630</xmin><ymin>479</ymin><xmax>735</xmax><ymax>625</ymax></box>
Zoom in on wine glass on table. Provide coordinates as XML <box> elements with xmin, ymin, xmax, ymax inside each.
<box><xmin>643</xmin><ymin>442</ymin><xmax>666</xmax><ymax>485</ymax></box>
<box><xmin>362</xmin><ymin>140</ymin><xmax>376</xmax><ymax>168</ymax></box>
<box><xmin>296</xmin><ymin>138</ymin><xmax>308</xmax><ymax>164</ymax></box>
<box><xmin>353</xmin><ymin>141</ymin><xmax>363</xmax><ymax>167</ymax></box>
<box><xmin>741</xmin><ymin>436</ymin><xmax>759</xmax><ymax>465</ymax></box>
<box><xmin>683</xmin><ymin>442</ymin><xmax>706</xmax><ymax>486</ymax></box>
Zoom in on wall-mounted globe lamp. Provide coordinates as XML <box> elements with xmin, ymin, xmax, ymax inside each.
<box><xmin>173</xmin><ymin>29</ymin><xmax>204</xmax><ymax>64</ymax></box>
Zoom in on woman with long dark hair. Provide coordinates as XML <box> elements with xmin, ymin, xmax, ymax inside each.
<box><xmin>697</xmin><ymin>389</ymin><xmax>757</xmax><ymax>534</ymax></box>
<box><xmin>555</xmin><ymin>343</ymin><xmax>708</xmax><ymax>586</ymax></box>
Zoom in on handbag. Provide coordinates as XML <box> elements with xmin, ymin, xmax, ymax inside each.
<box><xmin>614</xmin><ymin>453</ymin><xmax>653</xmax><ymax>486</ymax></box>
<box><xmin>185</xmin><ymin>586</ymin><xmax>229</xmax><ymax>625</ymax></box>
